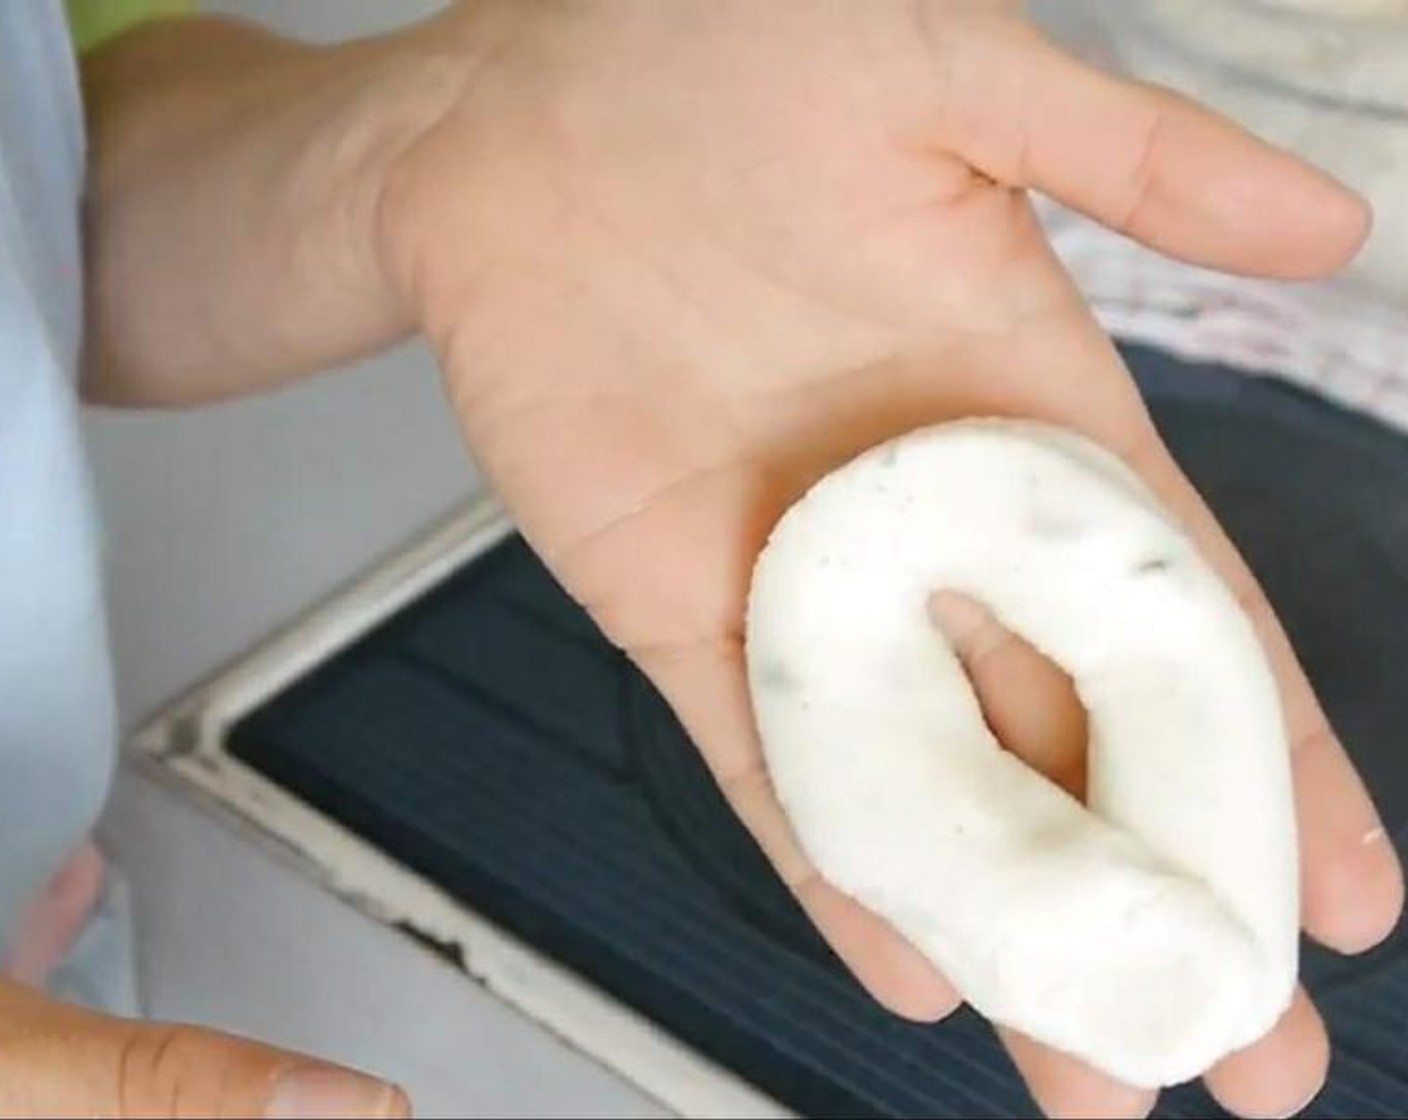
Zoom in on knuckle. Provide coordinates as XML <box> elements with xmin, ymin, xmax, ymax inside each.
<box><xmin>114</xmin><ymin>1023</ymin><xmax>237</xmax><ymax>1118</ymax></box>
<box><xmin>1112</xmin><ymin>94</ymin><xmax>1171</xmax><ymax>238</ymax></box>
<box><xmin>963</xmin><ymin>622</ymin><xmax>1014</xmax><ymax>671</ymax></box>
<box><xmin>1291</xmin><ymin>716</ymin><xmax>1336</xmax><ymax>760</ymax></box>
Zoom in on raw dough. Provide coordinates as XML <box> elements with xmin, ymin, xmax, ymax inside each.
<box><xmin>745</xmin><ymin>420</ymin><xmax>1298</xmax><ymax>1088</ymax></box>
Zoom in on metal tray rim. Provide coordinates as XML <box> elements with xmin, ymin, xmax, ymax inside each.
<box><xmin>129</xmin><ymin>494</ymin><xmax>790</xmax><ymax>1120</ymax></box>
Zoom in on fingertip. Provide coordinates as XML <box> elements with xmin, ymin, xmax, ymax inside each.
<box><xmin>1138</xmin><ymin>96</ymin><xmax>1372</xmax><ymax>281</ymax></box>
<box><xmin>1000</xmin><ymin>1029</ymin><xmax>1156</xmax><ymax>1120</ymax></box>
<box><xmin>928</xmin><ymin>589</ymin><xmax>992</xmax><ymax>650</ymax></box>
<box><xmin>885</xmin><ymin>975</ymin><xmax>964</xmax><ymax>1023</ymax></box>
<box><xmin>928</xmin><ymin>588</ymin><xmax>1088</xmax><ymax>801</ymax></box>
<box><xmin>963</xmin><ymin>24</ymin><xmax>1374</xmax><ymax>281</ymax></box>
<box><xmin>1320</xmin><ymin>180</ymin><xmax>1371</xmax><ymax>271</ymax></box>
<box><xmin>1205</xmin><ymin>988</ymin><xmax>1327</xmax><ymax>1120</ymax></box>
<box><xmin>1340</xmin><ymin>826</ymin><xmax>1404</xmax><ymax>953</ymax></box>
<box><xmin>1308</xmin><ymin>826</ymin><xmax>1404</xmax><ymax>955</ymax></box>
<box><xmin>266</xmin><ymin>1067</ymin><xmax>410</xmax><ymax>1119</ymax></box>
<box><xmin>1038</xmin><ymin>1088</ymin><xmax>1155</xmax><ymax>1120</ymax></box>
<box><xmin>1295</xmin><ymin>730</ymin><xmax>1405</xmax><ymax>954</ymax></box>
<box><xmin>1256</xmin><ymin>168</ymin><xmax>1372</xmax><ymax>280</ymax></box>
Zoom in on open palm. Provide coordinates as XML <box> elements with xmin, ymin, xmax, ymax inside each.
<box><xmin>383</xmin><ymin>3</ymin><xmax>1403</xmax><ymax>1115</ymax></box>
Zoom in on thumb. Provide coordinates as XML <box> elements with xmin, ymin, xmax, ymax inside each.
<box><xmin>0</xmin><ymin>977</ymin><xmax>409</xmax><ymax>1118</ymax></box>
<box><xmin>943</xmin><ymin>17</ymin><xmax>1370</xmax><ymax>279</ymax></box>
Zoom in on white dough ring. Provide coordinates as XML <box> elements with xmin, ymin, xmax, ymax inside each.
<box><xmin>745</xmin><ymin>420</ymin><xmax>1298</xmax><ymax>1088</ymax></box>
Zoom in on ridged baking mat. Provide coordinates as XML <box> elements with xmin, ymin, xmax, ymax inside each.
<box><xmin>230</xmin><ymin>345</ymin><xmax>1408</xmax><ymax>1118</ymax></box>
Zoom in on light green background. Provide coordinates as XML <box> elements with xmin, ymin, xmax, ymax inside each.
<box><xmin>66</xmin><ymin>0</ymin><xmax>192</xmax><ymax>53</ymax></box>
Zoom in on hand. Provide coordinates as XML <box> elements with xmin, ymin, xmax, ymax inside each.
<box><xmin>0</xmin><ymin>975</ymin><xmax>407</xmax><ymax>1117</ymax></box>
<box><xmin>376</xmin><ymin>2</ymin><xmax>1403</xmax><ymax>1115</ymax></box>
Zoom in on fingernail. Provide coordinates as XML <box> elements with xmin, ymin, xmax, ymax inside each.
<box><xmin>928</xmin><ymin>590</ymin><xmax>987</xmax><ymax>642</ymax></box>
<box><xmin>266</xmin><ymin>1067</ymin><xmax>410</xmax><ymax>1119</ymax></box>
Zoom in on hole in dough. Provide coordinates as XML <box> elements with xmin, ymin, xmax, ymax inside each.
<box><xmin>746</xmin><ymin>419</ymin><xmax>1299</xmax><ymax>1087</ymax></box>
<box><xmin>928</xmin><ymin>589</ymin><xmax>1089</xmax><ymax>803</ymax></box>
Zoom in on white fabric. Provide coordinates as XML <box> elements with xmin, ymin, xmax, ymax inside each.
<box><xmin>0</xmin><ymin>1</ymin><xmax>130</xmax><ymax>1012</ymax></box>
<box><xmin>1042</xmin><ymin>199</ymin><xmax>1408</xmax><ymax>433</ymax></box>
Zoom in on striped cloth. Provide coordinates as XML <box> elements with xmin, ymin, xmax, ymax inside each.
<box><xmin>1041</xmin><ymin>199</ymin><xmax>1408</xmax><ymax>434</ymax></box>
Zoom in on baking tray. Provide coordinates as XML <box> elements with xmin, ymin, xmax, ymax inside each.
<box><xmin>132</xmin><ymin>344</ymin><xmax>1408</xmax><ymax>1118</ymax></box>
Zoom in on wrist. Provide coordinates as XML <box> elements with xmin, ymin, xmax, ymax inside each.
<box><xmin>364</xmin><ymin>3</ymin><xmax>524</xmax><ymax>366</ymax></box>
<box><xmin>288</xmin><ymin>26</ymin><xmax>481</xmax><ymax>358</ymax></box>
<box><xmin>79</xmin><ymin>11</ymin><xmax>496</xmax><ymax>401</ymax></box>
